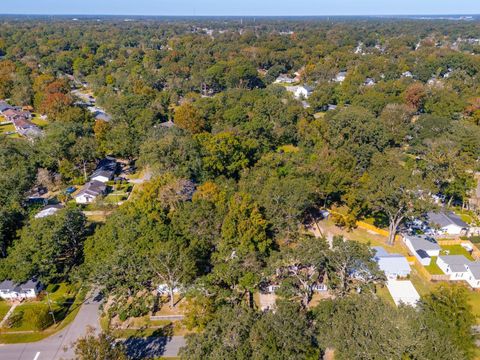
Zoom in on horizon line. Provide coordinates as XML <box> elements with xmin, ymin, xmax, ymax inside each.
<box><xmin>0</xmin><ymin>13</ymin><xmax>478</xmax><ymax>17</ymax></box>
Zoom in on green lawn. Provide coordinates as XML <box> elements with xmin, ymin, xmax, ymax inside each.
<box><xmin>0</xmin><ymin>123</ymin><xmax>15</xmax><ymax>133</ymax></box>
<box><xmin>424</xmin><ymin>257</ymin><xmax>444</xmax><ymax>275</ymax></box>
<box><xmin>0</xmin><ymin>283</ymin><xmax>85</xmax><ymax>343</ymax></box>
<box><xmin>440</xmin><ymin>245</ymin><xmax>474</xmax><ymax>261</ymax></box>
<box><xmin>31</xmin><ymin>117</ymin><xmax>49</xmax><ymax>128</ymax></box>
<box><xmin>0</xmin><ymin>302</ymin><xmax>11</xmax><ymax>321</ymax></box>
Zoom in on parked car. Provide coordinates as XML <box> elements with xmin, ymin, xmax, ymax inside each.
<box><xmin>65</xmin><ymin>186</ymin><xmax>76</xmax><ymax>195</ymax></box>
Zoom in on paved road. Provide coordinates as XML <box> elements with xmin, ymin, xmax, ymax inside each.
<box><xmin>0</xmin><ymin>292</ymin><xmax>102</xmax><ymax>360</ymax></box>
<box><xmin>0</xmin><ymin>291</ymin><xmax>186</xmax><ymax>360</ymax></box>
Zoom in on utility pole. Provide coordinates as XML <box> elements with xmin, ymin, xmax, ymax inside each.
<box><xmin>46</xmin><ymin>291</ymin><xmax>56</xmax><ymax>325</ymax></box>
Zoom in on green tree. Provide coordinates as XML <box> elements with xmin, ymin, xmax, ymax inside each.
<box><xmin>74</xmin><ymin>329</ymin><xmax>129</xmax><ymax>360</ymax></box>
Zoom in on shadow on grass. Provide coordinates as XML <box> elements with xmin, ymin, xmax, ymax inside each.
<box><xmin>122</xmin><ymin>324</ymin><xmax>174</xmax><ymax>359</ymax></box>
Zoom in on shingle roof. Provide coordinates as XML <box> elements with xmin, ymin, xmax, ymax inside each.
<box><xmin>467</xmin><ymin>263</ymin><xmax>480</xmax><ymax>279</ymax></box>
<box><xmin>405</xmin><ymin>236</ymin><xmax>441</xmax><ymax>252</ymax></box>
<box><xmin>427</xmin><ymin>211</ymin><xmax>468</xmax><ymax>228</ymax></box>
<box><xmin>438</xmin><ymin>255</ymin><xmax>471</xmax><ymax>273</ymax></box>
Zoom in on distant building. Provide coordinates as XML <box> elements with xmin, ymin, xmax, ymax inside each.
<box><xmin>75</xmin><ymin>180</ymin><xmax>107</xmax><ymax>204</ymax></box>
<box><xmin>0</xmin><ymin>279</ymin><xmax>43</xmax><ymax>300</ymax></box>
<box><xmin>403</xmin><ymin>235</ymin><xmax>441</xmax><ymax>266</ymax></box>
<box><xmin>364</xmin><ymin>78</ymin><xmax>376</xmax><ymax>86</ymax></box>
<box><xmin>286</xmin><ymin>85</ymin><xmax>313</xmax><ymax>100</ymax></box>
<box><xmin>274</xmin><ymin>74</ymin><xmax>296</xmax><ymax>84</ymax></box>
<box><xmin>401</xmin><ymin>71</ymin><xmax>413</xmax><ymax>78</ymax></box>
<box><xmin>427</xmin><ymin>211</ymin><xmax>469</xmax><ymax>236</ymax></box>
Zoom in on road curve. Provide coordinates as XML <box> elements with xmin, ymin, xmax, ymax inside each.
<box><xmin>0</xmin><ymin>291</ymin><xmax>185</xmax><ymax>360</ymax></box>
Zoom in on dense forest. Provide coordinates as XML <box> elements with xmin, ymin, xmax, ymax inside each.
<box><xmin>0</xmin><ymin>17</ymin><xmax>480</xmax><ymax>359</ymax></box>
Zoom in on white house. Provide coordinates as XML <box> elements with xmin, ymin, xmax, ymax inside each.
<box><xmin>437</xmin><ymin>255</ymin><xmax>470</xmax><ymax>280</ymax></box>
<box><xmin>403</xmin><ymin>235</ymin><xmax>441</xmax><ymax>266</ymax></box>
<box><xmin>0</xmin><ymin>279</ymin><xmax>42</xmax><ymax>300</ymax></box>
<box><xmin>401</xmin><ymin>71</ymin><xmax>413</xmax><ymax>78</ymax></box>
<box><xmin>90</xmin><ymin>157</ymin><xmax>117</xmax><ymax>183</ymax></box>
<box><xmin>364</xmin><ymin>78</ymin><xmax>376</xmax><ymax>87</ymax></box>
<box><xmin>372</xmin><ymin>246</ymin><xmax>411</xmax><ymax>279</ymax></box>
<box><xmin>75</xmin><ymin>180</ymin><xmax>107</xmax><ymax>204</ymax></box>
<box><xmin>465</xmin><ymin>263</ymin><xmax>480</xmax><ymax>289</ymax></box>
<box><xmin>295</xmin><ymin>85</ymin><xmax>313</xmax><ymax>99</ymax></box>
<box><xmin>274</xmin><ymin>75</ymin><xmax>296</xmax><ymax>84</ymax></box>
<box><xmin>427</xmin><ymin>211</ymin><xmax>469</xmax><ymax>236</ymax></box>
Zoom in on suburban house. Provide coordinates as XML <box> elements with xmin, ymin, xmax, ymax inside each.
<box><xmin>35</xmin><ymin>204</ymin><xmax>64</xmax><ymax>219</ymax></box>
<box><xmin>91</xmin><ymin>157</ymin><xmax>117</xmax><ymax>183</ymax></box>
<box><xmin>0</xmin><ymin>279</ymin><xmax>43</xmax><ymax>300</ymax></box>
<box><xmin>401</xmin><ymin>71</ymin><xmax>413</xmax><ymax>78</ymax></box>
<box><xmin>403</xmin><ymin>235</ymin><xmax>441</xmax><ymax>266</ymax></box>
<box><xmin>0</xmin><ymin>101</ymin><xmax>13</xmax><ymax>113</ymax></box>
<box><xmin>274</xmin><ymin>74</ymin><xmax>296</xmax><ymax>84</ymax></box>
<box><xmin>75</xmin><ymin>180</ymin><xmax>107</xmax><ymax>204</ymax></box>
<box><xmin>436</xmin><ymin>255</ymin><xmax>480</xmax><ymax>288</ymax></box>
<box><xmin>372</xmin><ymin>246</ymin><xmax>411</xmax><ymax>279</ymax></box>
<box><xmin>286</xmin><ymin>85</ymin><xmax>313</xmax><ymax>100</ymax></box>
<box><xmin>465</xmin><ymin>263</ymin><xmax>480</xmax><ymax>288</ymax></box>
<box><xmin>12</xmin><ymin>117</ymin><xmax>42</xmax><ymax>138</ymax></box>
<box><xmin>427</xmin><ymin>211</ymin><xmax>469</xmax><ymax>236</ymax></box>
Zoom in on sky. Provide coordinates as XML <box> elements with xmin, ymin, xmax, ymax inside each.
<box><xmin>1</xmin><ymin>0</ymin><xmax>480</xmax><ymax>16</ymax></box>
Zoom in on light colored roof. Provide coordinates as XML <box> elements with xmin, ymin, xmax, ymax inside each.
<box><xmin>377</xmin><ymin>257</ymin><xmax>411</xmax><ymax>276</ymax></box>
<box><xmin>427</xmin><ymin>211</ymin><xmax>468</xmax><ymax>228</ymax></box>
<box><xmin>438</xmin><ymin>255</ymin><xmax>471</xmax><ymax>273</ymax></box>
<box><xmin>386</xmin><ymin>280</ymin><xmax>420</xmax><ymax>307</ymax></box>
<box><xmin>405</xmin><ymin>235</ymin><xmax>441</xmax><ymax>252</ymax></box>
<box><xmin>467</xmin><ymin>263</ymin><xmax>480</xmax><ymax>279</ymax></box>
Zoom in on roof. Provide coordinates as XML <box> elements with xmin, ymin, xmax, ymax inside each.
<box><xmin>76</xmin><ymin>180</ymin><xmax>106</xmax><ymax>198</ymax></box>
<box><xmin>0</xmin><ymin>101</ymin><xmax>12</xmax><ymax>112</ymax></box>
<box><xmin>372</xmin><ymin>246</ymin><xmax>389</xmax><ymax>257</ymax></box>
<box><xmin>438</xmin><ymin>255</ymin><xmax>471</xmax><ymax>273</ymax></box>
<box><xmin>0</xmin><ymin>280</ymin><xmax>15</xmax><ymax>290</ymax></box>
<box><xmin>467</xmin><ymin>263</ymin><xmax>480</xmax><ymax>279</ymax></box>
<box><xmin>299</xmin><ymin>85</ymin><xmax>314</xmax><ymax>92</ymax></box>
<box><xmin>427</xmin><ymin>211</ymin><xmax>468</xmax><ymax>228</ymax></box>
<box><xmin>0</xmin><ymin>279</ymin><xmax>40</xmax><ymax>292</ymax></box>
<box><xmin>35</xmin><ymin>204</ymin><xmax>64</xmax><ymax>219</ymax></box>
<box><xmin>372</xmin><ymin>247</ymin><xmax>411</xmax><ymax>275</ymax></box>
<box><xmin>405</xmin><ymin>235</ymin><xmax>441</xmax><ymax>252</ymax></box>
<box><xmin>91</xmin><ymin>157</ymin><xmax>117</xmax><ymax>180</ymax></box>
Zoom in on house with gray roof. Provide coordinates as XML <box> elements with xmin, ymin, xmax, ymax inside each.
<box><xmin>372</xmin><ymin>246</ymin><xmax>411</xmax><ymax>279</ymax></box>
<box><xmin>427</xmin><ymin>211</ymin><xmax>469</xmax><ymax>236</ymax></box>
<box><xmin>403</xmin><ymin>235</ymin><xmax>441</xmax><ymax>266</ymax></box>
<box><xmin>74</xmin><ymin>180</ymin><xmax>107</xmax><ymax>204</ymax></box>
<box><xmin>437</xmin><ymin>255</ymin><xmax>480</xmax><ymax>289</ymax></box>
<box><xmin>91</xmin><ymin>157</ymin><xmax>117</xmax><ymax>183</ymax></box>
<box><xmin>0</xmin><ymin>279</ymin><xmax>42</xmax><ymax>300</ymax></box>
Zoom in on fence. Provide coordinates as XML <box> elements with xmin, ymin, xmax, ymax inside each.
<box><xmin>356</xmin><ymin>221</ymin><xmax>402</xmax><ymax>242</ymax></box>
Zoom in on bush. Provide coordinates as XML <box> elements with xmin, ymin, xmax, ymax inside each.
<box><xmin>23</xmin><ymin>305</ymin><xmax>54</xmax><ymax>330</ymax></box>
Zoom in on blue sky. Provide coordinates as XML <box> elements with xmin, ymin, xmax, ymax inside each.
<box><xmin>1</xmin><ymin>0</ymin><xmax>479</xmax><ymax>16</ymax></box>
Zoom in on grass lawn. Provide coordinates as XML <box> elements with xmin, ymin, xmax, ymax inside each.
<box><xmin>0</xmin><ymin>123</ymin><xmax>15</xmax><ymax>133</ymax></box>
<box><xmin>376</xmin><ymin>285</ymin><xmax>395</xmax><ymax>306</ymax></box>
<box><xmin>31</xmin><ymin>117</ymin><xmax>49</xmax><ymax>128</ymax></box>
<box><xmin>0</xmin><ymin>302</ymin><xmax>11</xmax><ymax>321</ymax></box>
<box><xmin>104</xmin><ymin>193</ymin><xmax>126</xmax><ymax>205</ymax></box>
<box><xmin>440</xmin><ymin>245</ymin><xmax>474</xmax><ymax>261</ymax></box>
<box><xmin>424</xmin><ymin>257</ymin><xmax>444</xmax><ymax>275</ymax></box>
<box><xmin>0</xmin><ymin>284</ymin><xmax>86</xmax><ymax>344</ymax></box>
<box><xmin>467</xmin><ymin>291</ymin><xmax>480</xmax><ymax>324</ymax></box>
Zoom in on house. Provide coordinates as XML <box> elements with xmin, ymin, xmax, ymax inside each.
<box><xmin>0</xmin><ymin>101</ymin><xmax>13</xmax><ymax>113</ymax></box>
<box><xmin>437</xmin><ymin>255</ymin><xmax>470</xmax><ymax>280</ymax></box>
<box><xmin>427</xmin><ymin>211</ymin><xmax>469</xmax><ymax>236</ymax></box>
<box><xmin>91</xmin><ymin>157</ymin><xmax>117</xmax><ymax>183</ymax></box>
<box><xmin>274</xmin><ymin>74</ymin><xmax>296</xmax><ymax>84</ymax></box>
<box><xmin>372</xmin><ymin>246</ymin><xmax>411</xmax><ymax>279</ymax></box>
<box><xmin>436</xmin><ymin>255</ymin><xmax>480</xmax><ymax>289</ymax></box>
<box><xmin>364</xmin><ymin>78</ymin><xmax>376</xmax><ymax>86</ymax></box>
<box><xmin>74</xmin><ymin>180</ymin><xmax>107</xmax><ymax>204</ymax></box>
<box><xmin>12</xmin><ymin>117</ymin><xmax>42</xmax><ymax>138</ymax></box>
<box><xmin>403</xmin><ymin>235</ymin><xmax>441</xmax><ymax>266</ymax></box>
<box><xmin>294</xmin><ymin>85</ymin><xmax>313</xmax><ymax>99</ymax></box>
<box><xmin>465</xmin><ymin>263</ymin><xmax>480</xmax><ymax>289</ymax></box>
<box><xmin>334</xmin><ymin>71</ymin><xmax>347</xmax><ymax>83</ymax></box>
<box><xmin>401</xmin><ymin>71</ymin><xmax>413</xmax><ymax>78</ymax></box>
<box><xmin>35</xmin><ymin>204</ymin><xmax>64</xmax><ymax>219</ymax></box>
<box><xmin>0</xmin><ymin>279</ymin><xmax>43</xmax><ymax>300</ymax></box>
<box><xmin>386</xmin><ymin>279</ymin><xmax>420</xmax><ymax>307</ymax></box>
